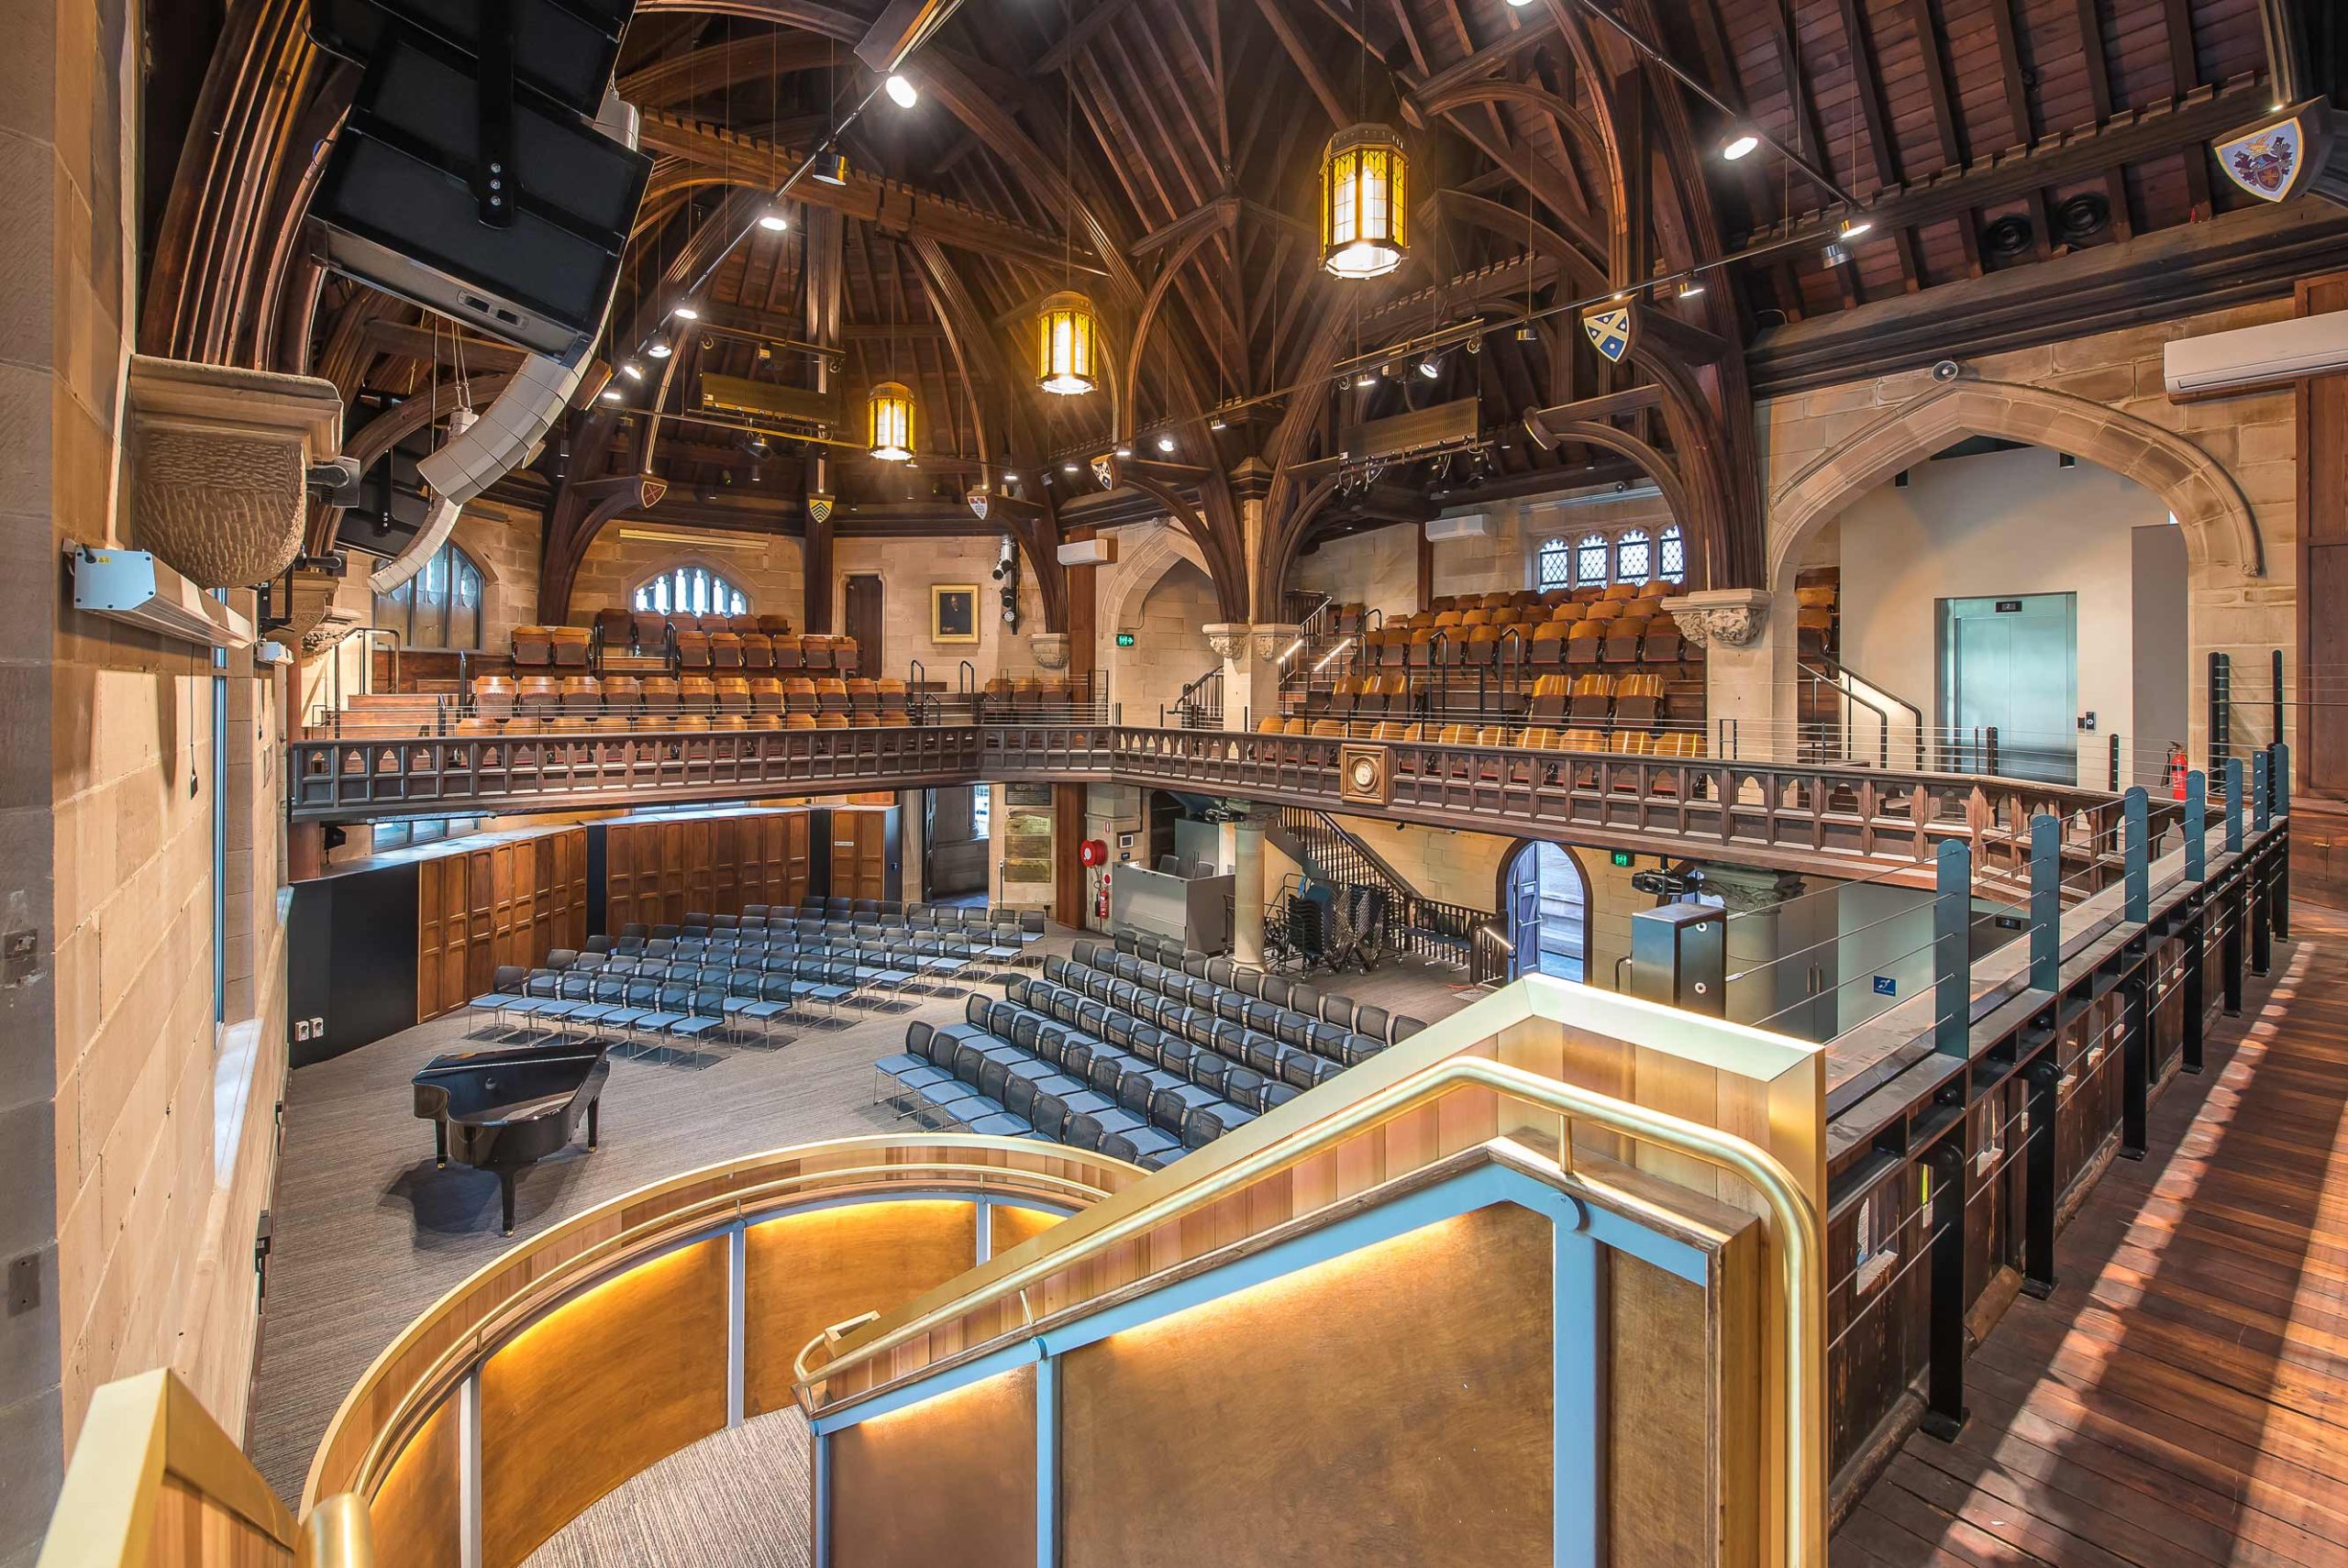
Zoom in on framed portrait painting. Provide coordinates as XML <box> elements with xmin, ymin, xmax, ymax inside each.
<box><xmin>931</xmin><ymin>584</ymin><xmax>980</xmax><ymax>643</ymax></box>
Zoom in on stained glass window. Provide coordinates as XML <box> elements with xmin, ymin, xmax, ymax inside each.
<box><xmin>372</xmin><ymin>541</ymin><xmax>484</xmax><ymax>649</ymax></box>
<box><xmin>1575</xmin><ymin>533</ymin><xmax>1609</xmax><ymax>588</ymax></box>
<box><xmin>1615</xmin><ymin>529</ymin><xmax>1651</xmax><ymax>584</ymax></box>
<box><xmin>633</xmin><ymin>566</ymin><xmax>748</xmax><ymax>618</ymax></box>
<box><xmin>1657</xmin><ymin>524</ymin><xmax>1687</xmax><ymax>583</ymax></box>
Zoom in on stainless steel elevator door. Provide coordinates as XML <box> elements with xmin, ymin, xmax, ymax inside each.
<box><xmin>1940</xmin><ymin>592</ymin><xmax>2077</xmax><ymax>783</ymax></box>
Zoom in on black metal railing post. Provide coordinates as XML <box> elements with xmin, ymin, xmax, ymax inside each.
<box><xmin>2209</xmin><ymin>650</ymin><xmax>2232</xmax><ymax>776</ymax></box>
<box><xmin>1933</xmin><ymin>838</ymin><xmax>1971</xmax><ymax>1057</ymax></box>
<box><xmin>2272</xmin><ymin>646</ymin><xmax>2285</xmax><ymax>753</ymax></box>
<box><xmin>2028</xmin><ymin>814</ymin><xmax>2059</xmax><ymax>993</ymax></box>
<box><xmin>2182</xmin><ymin>767</ymin><xmax>2209</xmax><ymax>1073</ymax></box>
<box><xmin>2021</xmin><ymin>1053</ymin><xmax>2062</xmax><ymax>1298</ymax></box>
<box><xmin>1921</xmin><ymin>1137</ymin><xmax>1970</xmax><ymax>1441</ymax></box>
<box><xmin>2120</xmin><ymin>785</ymin><xmax>2152</xmax><ymax>1158</ymax></box>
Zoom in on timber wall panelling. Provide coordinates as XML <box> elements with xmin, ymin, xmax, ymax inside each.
<box><xmin>416</xmin><ymin>831</ymin><xmax>590</xmax><ymax>1021</ymax></box>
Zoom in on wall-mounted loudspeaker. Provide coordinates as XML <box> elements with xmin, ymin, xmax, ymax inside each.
<box><xmin>308</xmin><ymin>17</ymin><xmax>648</xmax><ymax>363</ymax></box>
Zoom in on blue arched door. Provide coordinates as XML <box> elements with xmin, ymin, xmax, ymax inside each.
<box><xmin>1504</xmin><ymin>840</ymin><xmax>1589</xmax><ymax>982</ymax></box>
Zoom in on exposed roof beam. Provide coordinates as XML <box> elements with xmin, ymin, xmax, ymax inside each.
<box><xmin>636</xmin><ymin>109</ymin><xmax>1108</xmax><ymax>276</ymax></box>
<box><xmin>1731</xmin><ymin>78</ymin><xmax>2268</xmax><ymax>257</ymax></box>
<box><xmin>1033</xmin><ymin>0</ymin><xmax>1151</xmax><ymax>75</ymax></box>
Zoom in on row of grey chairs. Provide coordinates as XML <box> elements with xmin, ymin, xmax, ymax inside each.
<box><xmin>1069</xmin><ymin>940</ymin><xmax>1426</xmax><ymax>1047</ymax></box>
<box><xmin>1037</xmin><ymin>962</ymin><xmax>1380</xmax><ymax>1069</ymax></box>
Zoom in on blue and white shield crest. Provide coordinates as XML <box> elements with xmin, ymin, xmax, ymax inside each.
<box><xmin>1582</xmin><ymin>305</ymin><xmax>1634</xmax><ymax>363</ymax></box>
<box><xmin>2216</xmin><ymin>116</ymin><xmax>2305</xmax><ymax>204</ymax></box>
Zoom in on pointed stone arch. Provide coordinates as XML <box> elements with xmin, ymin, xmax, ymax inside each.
<box><xmin>1767</xmin><ymin>377</ymin><xmax>2264</xmax><ymax>592</ymax></box>
<box><xmin>1097</xmin><ymin>521</ymin><xmax>1214</xmax><ymax>635</ymax></box>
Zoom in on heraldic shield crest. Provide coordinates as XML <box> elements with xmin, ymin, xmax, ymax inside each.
<box><xmin>806</xmin><ymin>491</ymin><xmax>836</xmax><ymax>525</ymax></box>
<box><xmin>2217</xmin><ymin>116</ymin><xmax>2306</xmax><ymax>203</ymax></box>
<box><xmin>1582</xmin><ymin>305</ymin><xmax>1634</xmax><ymax>364</ymax></box>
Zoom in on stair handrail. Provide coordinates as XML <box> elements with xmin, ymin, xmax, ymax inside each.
<box><xmin>796</xmin><ymin>1055</ymin><xmax>1826</xmax><ymax>1568</ymax></box>
<box><xmin>1171</xmin><ymin>664</ymin><xmax>1224</xmax><ymax>729</ymax></box>
<box><xmin>1800</xmin><ymin>652</ymin><xmax>1922</xmax><ymax>770</ymax></box>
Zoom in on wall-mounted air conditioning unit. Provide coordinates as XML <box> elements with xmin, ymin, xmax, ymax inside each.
<box><xmin>68</xmin><ymin>545</ymin><xmax>253</xmax><ymax>648</ymax></box>
<box><xmin>2164</xmin><ymin>309</ymin><xmax>2348</xmax><ymax>399</ymax></box>
<box><xmin>1057</xmin><ymin>536</ymin><xmax>1118</xmax><ymax>567</ymax></box>
<box><xmin>1424</xmin><ymin>513</ymin><xmax>1492</xmax><ymax>543</ymax></box>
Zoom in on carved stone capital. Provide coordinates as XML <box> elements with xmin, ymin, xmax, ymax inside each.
<box><xmin>126</xmin><ymin>356</ymin><xmax>344</xmax><ymax>590</ymax></box>
<box><xmin>1663</xmin><ymin>588</ymin><xmax>1773</xmax><ymax>649</ymax></box>
<box><xmin>1202</xmin><ymin>622</ymin><xmax>1250</xmax><ymax>661</ymax></box>
<box><xmin>1028</xmin><ymin>631</ymin><xmax>1070</xmax><ymax>670</ymax></box>
<box><xmin>1249</xmin><ymin>623</ymin><xmax>1301</xmax><ymax>662</ymax></box>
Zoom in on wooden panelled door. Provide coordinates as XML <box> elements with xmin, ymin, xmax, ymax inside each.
<box><xmin>844</xmin><ymin>574</ymin><xmax>884</xmax><ymax>677</ymax></box>
<box><xmin>604</xmin><ymin>811</ymin><xmax>814</xmax><ymax>932</ymax></box>
<box><xmin>829</xmin><ymin>808</ymin><xmax>890</xmax><ymax>900</ymax></box>
<box><xmin>415</xmin><ymin>830</ymin><xmax>586</xmax><ymax>1021</ymax></box>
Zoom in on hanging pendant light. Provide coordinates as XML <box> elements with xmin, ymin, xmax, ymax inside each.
<box><xmin>1320</xmin><ymin>123</ymin><xmax>1409</xmax><ymax>279</ymax></box>
<box><xmin>868</xmin><ymin>381</ymin><xmax>914</xmax><ymax>461</ymax></box>
<box><xmin>1035</xmin><ymin>291</ymin><xmax>1100</xmax><ymax>395</ymax></box>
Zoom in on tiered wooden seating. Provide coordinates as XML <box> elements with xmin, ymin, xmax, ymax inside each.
<box><xmin>512</xmin><ymin>625</ymin><xmax>552</xmax><ymax>666</ymax></box>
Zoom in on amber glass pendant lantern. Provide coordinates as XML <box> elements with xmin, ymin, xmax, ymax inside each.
<box><xmin>867</xmin><ymin>381</ymin><xmax>914</xmax><ymax>461</ymax></box>
<box><xmin>1320</xmin><ymin>123</ymin><xmax>1409</xmax><ymax>279</ymax></box>
<box><xmin>1036</xmin><ymin>291</ymin><xmax>1100</xmax><ymax>395</ymax></box>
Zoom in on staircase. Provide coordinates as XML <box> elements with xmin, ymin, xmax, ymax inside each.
<box><xmin>1797</xmin><ymin>653</ymin><xmax>1925</xmax><ymax>770</ymax></box>
<box><xmin>1277</xmin><ymin>591</ymin><xmax>1354</xmax><ymax>709</ymax></box>
<box><xmin>1169</xmin><ymin>665</ymin><xmax>1223</xmax><ymax>728</ymax></box>
<box><xmin>1269</xmin><ymin>806</ymin><xmax>1507</xmax><ymax>982</ymax></box>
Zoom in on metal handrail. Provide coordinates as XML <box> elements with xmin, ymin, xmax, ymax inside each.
<box><xmin>1799</xmin><ymin>652</ymin><xmax>1922</xmax><ymax>770</ymax></box>
<box><xmin>797</xmin><ymin>1055</ymin><xmax>1826</xmax><ymax>1568</ymax></box>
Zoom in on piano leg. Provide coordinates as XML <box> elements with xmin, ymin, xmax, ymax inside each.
<box><xmin>500</xmin><ymin>1171</ymin><xmax>517</xmax><ymax>1237</ymax></box>
<box><xmin>435</xmin><ymin>1122</ymin><xmax>448</xmax><ymax>1169</ymax></box>
<box><xmin>588</xmin><ymin>1099</ymin><xmax>600</xmax><ymax>1150</ymax></box>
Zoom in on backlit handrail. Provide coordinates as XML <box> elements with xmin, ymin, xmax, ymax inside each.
<box><xmin>303</xmin><ymin>1137</ymin><xmax>1137</xmax><ymax>1511</ymax></box>
<box><xmin>38</xmin><ymin>1368</ymin><xmax>370</xmax><ymax>1568</ymax></box>
<box><xmin>796</xmin><ymin>1055</ymin><xmax>1827</xmax><ymax>1568</ymax></box>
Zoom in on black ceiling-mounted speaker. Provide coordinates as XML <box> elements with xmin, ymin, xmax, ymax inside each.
<box><xmin>309</xmin><ymin>22</ymin><xmax>648</xmax><ymax>363</ymax></box>
<box><xmin>333</xmin><ymin>432</ymin><xmax>435</xmax><ymax>560</ymax></box>
<box><xmin>309</xmin><ymin>0</ymin><xmax>635</xmax><ymax>118</ymax></box>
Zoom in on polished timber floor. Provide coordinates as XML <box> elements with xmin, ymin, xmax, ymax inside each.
<box><xmin>242</xmin><ymin>924</ymin><xmax>1484</xmax><ymax>1507</ymax></box>
<box><xmin>1836</xmin><ymin>904</ymin><xmax>2348</xmax><ymax>1568</ymax></box>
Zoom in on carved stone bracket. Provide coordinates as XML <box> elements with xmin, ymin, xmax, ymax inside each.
<box><xmin>1663</xmin><ymin>588</ymin><xmax>1773</xmax><ymax>649</ymax></box>
<box><xmin>127</xmin><ymin>356</ymin><xmax>344</xmax><ymax>590</ymax></box>
<box><xmin>1249</xmin><ymin>624</ymin><xmax>1301</xmax><ymax>663</ymax></box>
<box><xmin>1202</xmin><ymin>622</ymin><xmax>1250</xmax><ymax>661</ymax></box>
<box><xmin>1028</xmin><ymin>631</ymin><xmax>1071</xmax><ymax>670</ymax></box>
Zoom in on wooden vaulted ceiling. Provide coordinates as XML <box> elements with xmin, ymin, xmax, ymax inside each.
<box><xmin>138</xmin><ymin>0</ymin><xmax>2311</xmax><ymax>618</ymax></box>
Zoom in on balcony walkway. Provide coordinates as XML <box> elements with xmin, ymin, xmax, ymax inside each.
<box><xmin>1834</xmin><ymin>902</ymin><xmax>2348</xmax><ymax>1568</ymax></box>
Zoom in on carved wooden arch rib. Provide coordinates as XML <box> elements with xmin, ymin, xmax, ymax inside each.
<box><xmin>1121</xmin><ymin>470</ymin><xmax>1249</xmax><ymax>624</ymax></box>
<box><xmin>1119</xmin><ymin>212</ymin><xmax>1235</xmax><ymax>442</ymax></box>
<box><xmin>542</xmin><ymin>474</ymin><xmax>670</xmax><ymax>625</ymax></box>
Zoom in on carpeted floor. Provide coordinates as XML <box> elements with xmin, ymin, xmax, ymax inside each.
<box><xmin>523</xmin><ymin>1410</ymin><xmax>814</xmax><ymax>1568</ymax></box>
<box><xmin>243</xmin><ymin>929</ymin><xmax>1472</xmax><ymax>1505</ymax></box>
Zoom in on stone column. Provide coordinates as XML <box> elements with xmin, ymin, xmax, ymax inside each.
<box><xmin>1228</xmin><ymin>801</ymin><xmax>1270</xmax><ymax>965</ymax></box>
<box><xmin>1205</xmin><ymin>623</ymin><xmax>1299</xmax><ymax>731</ymax></box>
<box><xmin>1665</xmin><ymin>589</ymin><xmax>1794</xmax><ymax>765</ymax></box>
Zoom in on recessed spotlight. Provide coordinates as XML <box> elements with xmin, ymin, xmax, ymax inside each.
<box><xmin>619</xmin><ymin>359</ymin><xmax>644</xmax><ymax>381</ymax></box>
<box><xmin>758</xmin><ymin>210</ymin><xmax>790</xmax><ymax>232</ymax></box>
<box><xmin>1722</xmin><ymin>130</ymin><xmax>1760</xmax><ymax>161</ymax></box>
<box><xmin>645</xmin><ymin>340</ymin><xmax>672</xmax><ymax>359</ymax></box>
<box><xmin>1156</xmin><ymin>434</ymin><xmax>1176</xmax><ymax>453</ymax></box>
<box><xmin>672</xmin><ymin>303</ymin><xmax>700</xmax><ymax>321</ymax></box>
<box><xmin>884</xmin><ymin>72</ymin><xmax>918</xmax><ymax>108</ymax></box>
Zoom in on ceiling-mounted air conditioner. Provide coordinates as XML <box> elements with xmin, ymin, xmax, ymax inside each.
<box><xmin>68</xmin><ymin>545</ymin><xmax>253</xmax><ymax>649</ymax></box>
<box><xmin>1424</xmin><ymin>513</ymin><xmax>1493</xmax><ymax>542</ymax></box>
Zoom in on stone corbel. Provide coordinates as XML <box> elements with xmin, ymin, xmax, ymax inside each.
<box><xmin>1249</xmin><ymin>624</ymin><xmax>1301</xmax><ymax>663</ymax></box>
<box><xmin>127</xmin><ymin>356</ymin><xmax>345</xmax><ymax>590</ymax></box>
<box><xmin>1028</xmin><ymin>631</ymin><xmax>1071</xmax><ymax>670</ymax></box>
<box><xmin>1663</xmin><ymin>588</ymin><xmax>1773</xmax><ymax>649</ymax></box>
<box><xmin>1203</xmin><ymin>622</ymin><xmax>1250</xmax><ymax>661</ymax></box>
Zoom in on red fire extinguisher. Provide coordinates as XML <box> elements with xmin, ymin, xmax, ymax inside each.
<box><xmin>2166</xmin><ymin>743</ymin><xmax>2189</xmax><ymax>801</ymax></box>
<box><xmin>1095</xmin><ymin>866</ymin><xmax>1112</xmax><ymax>922</ymax></box>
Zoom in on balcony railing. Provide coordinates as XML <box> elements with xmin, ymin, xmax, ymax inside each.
<box><xmin>294</xmin><ymin>719</ymin><xmax>2145</xmax><ymax>888</ymax></box>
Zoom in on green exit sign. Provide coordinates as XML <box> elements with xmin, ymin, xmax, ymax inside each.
<box><xmin>1611</xmin><ymin>851</ymin><xmax>1634</xmax><ymax>868</ymax></box>
<box><xmin>1115</xmin><ymin>631</ymin><xmax>1136</xmax><ymax>647</ymax></box>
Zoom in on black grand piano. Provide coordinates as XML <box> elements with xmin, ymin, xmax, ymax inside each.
<box><xmin>413</xmin><ymin>1043</ymin><xmax>610</xmax><ymax>1234</ymax></box>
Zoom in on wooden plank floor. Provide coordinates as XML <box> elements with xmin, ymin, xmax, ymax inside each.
<box><xmin>1835</xmin><ymin>902</ymin><xmax>2348</xmax><ymax>1568</ymax></box>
